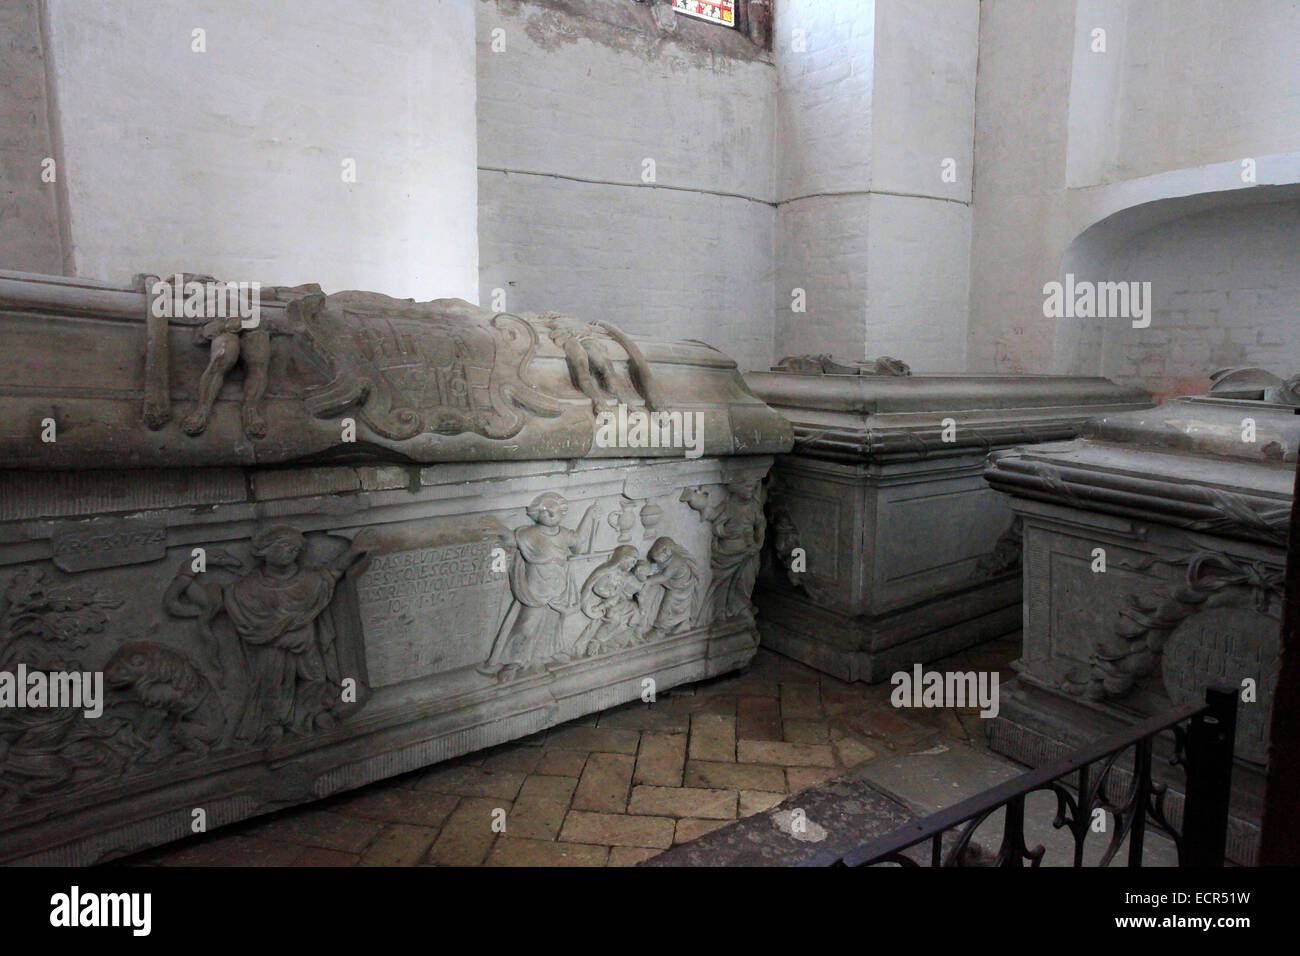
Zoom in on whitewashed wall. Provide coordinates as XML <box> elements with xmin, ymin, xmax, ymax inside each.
<box><xmin>0</xmin><ymin>0</ymin><xmax>64</xmax><ymax>274</ymax></box>
<box><xmin>477</xmin><ymin>0</ymin><xmax>776</xmax><ymax>373</ymax></box>
<box><xmin>969</xmin><ymin>0</ymin><xmax>1300</xmax><ymax>392</ymax></box>
<box><xmin>8</xmin><ymin>0</ymin><xmax>1292</xmax><ymax>393</ymax></box>
<box><xmin>1093</xmin><ymin>200</ymin><xmax>1300</xmax><ymax>400</ymax></box>
<box><xmin>40</xmin><ymin>0</ymin><xmax>479</xmax><ymax>300</ymax></box>
<box><xmin>774</xmin><ymin>0</ymin><xmax>978</xmax><ymax>372</ymax></box>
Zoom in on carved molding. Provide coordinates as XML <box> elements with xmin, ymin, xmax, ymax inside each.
<box><xmin>986</xmin><ymin>457</ymin><xmax>1291</xmax><ymax>546</ymax></box>
<box><xmin>0</xmin><ymin>271</ymin><xmax>795</xmax><ymax>468</ymax></box>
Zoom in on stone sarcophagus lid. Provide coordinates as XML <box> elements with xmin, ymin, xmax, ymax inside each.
<box><xmin>984</xmin><ymin>368</ymin><xmax>1300</xmax><ymax>865</ymax></box>
<box><xmin>742</xmin><ymin>356</ymin><xmax>1151</xmax><ymax>683</ymax></box>
<box><xmin>0</xmin><ymin>270</ymin><xmax>792</xmax><ymax>864</ymax></box>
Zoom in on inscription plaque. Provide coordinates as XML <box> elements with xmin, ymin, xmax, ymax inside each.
<box><xmin>1162</xmin><ymin>605</ymin><xmax>1280</xmax><ymax>765</ymax></box>
<box><xmin>51</xmin><ymin>519</ymin><xmax>167</xmax><ymax>572</ymax></box>
<box><xmin>355</xmin><ymin>538</ymin><xmax>506</xmax><ymax>686</ymax></box>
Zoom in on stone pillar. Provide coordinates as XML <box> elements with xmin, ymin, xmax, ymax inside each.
<box><xmin>774</xmin><ymin>0</ymin><xmax>978</xmax><ymax>371</ymax></box>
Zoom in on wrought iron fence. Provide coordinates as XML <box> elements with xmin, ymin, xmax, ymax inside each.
<box><xmin>807</xmin><ymin>685</ymin><xmax>1238</xmax><ymax>867</ymax></box>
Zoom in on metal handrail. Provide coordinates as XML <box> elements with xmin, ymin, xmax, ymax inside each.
<box><xmin>806</xmin><ymin>684</ymin><xmax>1238</xmax><ymax>867</ymax></box>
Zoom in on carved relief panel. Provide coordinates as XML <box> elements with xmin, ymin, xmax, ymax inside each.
<box><xmin>0</xmin><ymin>524</ymin><xmax>369</xmax><ymax>813</ymax></box>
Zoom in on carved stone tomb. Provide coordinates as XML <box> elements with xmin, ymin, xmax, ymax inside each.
<box><xmin>984</xmin><ymin>368</ymin><xmax>1300</xmax><ymax>865</ymax></box>
<box><xmin>0</xmin><ymin>270</ymin><xmax>792</xmax><ymax>864</ymax></box>
<box><xmin>744</xmin><ymin>356</ymin><xmax>1151</xmax><ymax>682</ymax></box>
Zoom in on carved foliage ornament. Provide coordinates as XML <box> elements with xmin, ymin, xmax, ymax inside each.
<box><xmin>761</xmin><ymin>472</ymin><xmax>830</xmax><ymax>604</ymax></box>
<box><xmin>973</xmin><ymin>517</ymin><xmax>1024</xmax><ymax>580</ymax></box>
<box><xmin>1064</xmin><ymin>548</ymin><xmax>1283</xmax><ymax>702</ymax></box>
<box><xmin>0</xmin><ymin>569</ymin><xmax>135</xmax><ymax>809</ymax></box>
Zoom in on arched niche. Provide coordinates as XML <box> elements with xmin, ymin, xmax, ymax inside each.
<box><xmin>1052</xmin><ymin>157</ymin><xmax>1300</xmax><ymax>401</ymax></box>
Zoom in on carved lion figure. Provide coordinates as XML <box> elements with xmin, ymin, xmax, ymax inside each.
<box><xmin>105</xmin><ymin>641</ymin><xmax>226</xmax><ymax>757</ymax></box>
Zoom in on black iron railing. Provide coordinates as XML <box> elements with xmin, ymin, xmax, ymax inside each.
<box><xmin>807</xmin><ymin>685</ymin><xmax>1238</xmax><ymax>867</ymax></box>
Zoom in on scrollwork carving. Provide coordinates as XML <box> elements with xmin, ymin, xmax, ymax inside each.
<box><xmin>1063</xmin><ymin>548</ymin><xmax>1283</xmax><ymax>701</ymax></box>
<box><xmin>973</xmin><ymin>517</ymin><xmax>1023</xmax><ymax>579</ymax></box>
<box><xmin>304</xmin><ymin>299</ymin><xmax>565</xmax><ymax>442</ymax></box>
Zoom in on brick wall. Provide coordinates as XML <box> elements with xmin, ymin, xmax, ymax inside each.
<box><xmin>1097</xmin><ymin>200</ymin><xmax>1300</xmax><ymax>401</ymax></box>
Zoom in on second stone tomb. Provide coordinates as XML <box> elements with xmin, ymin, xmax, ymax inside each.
<box><xmin>744</xmin><ymin>356</ymin><xmax>1151</xmax><ymax>683</ymax></box>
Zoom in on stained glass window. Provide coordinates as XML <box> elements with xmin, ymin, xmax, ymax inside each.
<box><xmin>671</xmin><ymin>1</ymin><xmax>737</xmax><ymax>28</ymax></box>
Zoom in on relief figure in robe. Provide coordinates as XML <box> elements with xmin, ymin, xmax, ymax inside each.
<box><xmin>685</xmin><ymin>481</ymin><xmax>766</xmax><ymax>625</ymax></box>
<box><xmin>480</xmin><ymin>493</ymin><xmax>600</xmax><ymax>681</ymax></box>
<box><xmin>577</xmin><ymin>546</ymin><xmax>644</xmax><ymax>656</ymax></box>
<box><xmin>166</xmin><ymin>525</ymin><xmax>366</xmax><ymax>743</ymax></box>
<box><xmin>640</xmin><ymin>537</ymin><xmax>700</xmax><ymax>638</ymax></box>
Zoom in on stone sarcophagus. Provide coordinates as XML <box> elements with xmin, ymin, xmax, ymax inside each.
<box><xmin>0</xmin><ymin>270</ymin><xmax>791</xmax><ymax>864</ymax></box>
<box><xmin>743</xmin><ymin>357</ymin><xmax>1151</xmax><ymax>682</ymax></box>
<box><xmin>984</xmin><ymin>368</ymin><xmax>1300</xmax><ymax>865</ymax></box>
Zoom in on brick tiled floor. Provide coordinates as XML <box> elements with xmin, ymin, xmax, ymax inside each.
<box><xmin>124</xmin><ymin>637</ymin><xmax>1019</xmax><ymax>867</ymax></box>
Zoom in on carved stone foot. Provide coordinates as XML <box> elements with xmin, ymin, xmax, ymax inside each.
<box><xmin>180</xmin><ymin>410</ymin><xmax>210</xmax><ymax>436</ymax></box>
<box><xmin>242</xmin><ymin>406</ymin><xmax>267</xmax><ymax>439</ymax></box>
<box><xmin>141</xmin><ymin>406</ymin><xmax>170</xmax><ymax>431</ymax></box>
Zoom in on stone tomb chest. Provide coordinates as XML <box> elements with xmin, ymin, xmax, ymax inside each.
<box><xmin>983</xmin><ymin>369</ymin><xmax>1300</xmax><ymax>865</ymax></box>
<box><xmin>743</xmin><ymin>357</ymin><xmax>1150</xmax><ymax>682</ymax></box>
<box><xmin>0</xmin><ymin>270</ymin><xmax>792</xmax><ymax>864</ymax></box>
